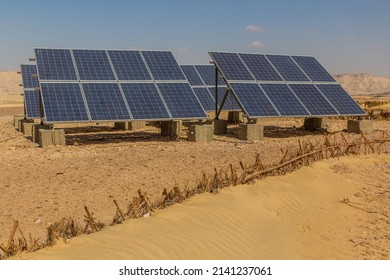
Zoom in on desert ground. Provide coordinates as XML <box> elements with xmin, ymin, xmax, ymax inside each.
<box><xmin>0</xmin><ymin>71</ymin><xmax>389</xmax><ymax>260</ymax></box>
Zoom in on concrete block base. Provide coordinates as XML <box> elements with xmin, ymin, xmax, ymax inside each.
<box><xmin>304</xmin><ymin>117</ymin><xmax>326</xmax><ymax>131</ymax></box>
<box><xmin>228</xmin><ymin>111</ymin><xmax>244</xmax><ymax>124</ymax></box>
<box><xmin>213</xmin><ymin>119</ymin><xmax>227</xmax><ymax>135</ymax></box>
<box><xmin>32</xmin><ymin>124</ymin><xmax>52</xmax><ymax>143</ymax></box>
<box><xmin>347</xmin><ymin>120</ymin><xmax>374</xmax><ymax>134</ymax></box>
<box><xmin>22</xmin><ymin>121</ymin><xmax>35</xmax><ymax>137</ymax></box>
<box><xmin>238</xmin><ymin>124</ymin><xmax>264</xmax><ymax>141</ymax></box>
<box><xmin>18</xmin><ymin>119</ymin><xmax>34</xmax><ymax>134</ymax></box>
<box><xmin>39</xmin><ymin>129</ymin><xmax>66</xmax><ymax>147</ymax></box>
<box><xmin>161</xmin><ymin>121</ymin><xmax>182</xmax><ymax>138</ymax></box>
<box><xmin>114</xmin><ymin>121</ymin><xmax>146</xmax><ymax>130</ymax></box>
<box><xmin>188</xmin><ymin>124</ymin><xmax>213</xmax><ymax>142</ymax></box>
<box><xmin>14</xmin><ymin>115</ymin><xmax>25</xmax><ymax>129</ymax></box>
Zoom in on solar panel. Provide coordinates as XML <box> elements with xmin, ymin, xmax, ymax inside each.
<box><xmin>193</xmin><ymin>87</ymin><xmax>215</xmax><ymax>111</ymax></box>
<box><xmin>180</xmin><ymin>65</ymin><xmax>204</xmax><ymax>86</ymax></box>
<box><xmin>21</xmin><ymin>64</ymin><xmax>39</xmax><ymax>88</ymax></box>
<box><xmin>34</xmin><ymin>48</ymin><xmax>77</xmax><ymax>80</ymax></box>
<box><xmin>157</xmin><ymin>83</ymin><xmax>208</xmax><ymax>119</ymax></box>
<box><xmin>40</xmin><ymin>83</ymin><xmax>89</xmax><ymax>123</ymax></box>
<box><xmin>194</xmin><ymin>65</ymin><xmax>225</xmax><ymax>85</ymax></box>
<box><xmin>289</xmin><ymin>84</ymin><xmax>338</xmax><ymax>116</ymax></box>
<box><xmin>316</xmin><ymin>84</ymin><xmax>365</xmax><ymax>115</ymax></box>
<box><xmin>229</xmin><ymin>83</ymin><xmax>279</xmax><ymax>117</ymax></box>
<box><xmin>73</xmin><ymin>50</ymin><xmax>116</xmax><ymax>80</ymax></box>
<box><xmin>291</xmin><ymin>56</ymin><xmax>335</xmax><ymax>82</ymax></box>
<box><xmin>209</xmin><ymin>51</ymin><xmax>365</xmax><ymax>117</ymax></box>
<box><xmin>82</xmin><ymin>83</ymin><xmax>131</xmax><ymax>121</ymax></box>
<box><xmin>108</xmin><ymin>50</ymin><xmax>152</xmax><ymax>81</ymax></box>
<box><xmin>209</xmin><ymin>52</ymin><xmax>253</xmax><ymax>81</ymax></box>
<box><xmin>24</xmin><ymin>90</ymin><xmax>41</xmax><ymax>119</ymax></box>
<box><xmin>266</xmin><ymin>55</ymin><xmax>309</xmax><ymax>81</ymax></box>
<box><xmin>120</xmin><ymin>83</ymin><xmax>171</xmax><ymax>120</ymax></box>
<box><xmin>260</xmin><ymin>84</ymin><xmax>309</xmax><ymax>116</ymax></box>
<box><xmin>239</xmin><ymin>54</ymin><xmax>283</xmax><ymax>81</ymax></box>
<box><xmin>141</xmin><ymin>51</ymin><xmax>186</xmax><ymax>80</ymax></box>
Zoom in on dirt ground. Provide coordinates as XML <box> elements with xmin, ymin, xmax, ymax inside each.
<box><xmin>14</xmin><ymin>153</ymin><xmax>390</xmax><ymax>260</ymax></box>
<box><xmin>0</xmin><ymin>100</ymin><xmax>390</xmax><ymax>259</ymax></box>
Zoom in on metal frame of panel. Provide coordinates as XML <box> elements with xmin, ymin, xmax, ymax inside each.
<box><xmin>209</xmin><ymin>51</ymin><xmax>365</xmax><ymax>118</ymax></box>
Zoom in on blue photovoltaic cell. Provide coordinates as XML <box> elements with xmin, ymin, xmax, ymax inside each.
<box><xmin>40</xmin><ymin>83</ymin><xmax>89</xmax><ymax>122</ymax></box>
<box><xmin>73</xmin><ymin>50</ymin><xmax>115</xmax><ymax>80</ymax></box>
<box><xmin>209</xmin><ymin>52</ymin><xmax>253</xmax><ymax>81</ymax></box>
<box><xmin>260</xmin><ymin>84</ymin><xmax>309</xmax><ymax>116</ymax></box>
<box><xmin>213</xmin><ymin>86</ymin><xmax>241</xmax><ymax>111</ymax></box>
<box><xmin>266</xmin><ymin>55</ymin><xmax>309</xmax><ymax>81</ymax></box>
<box><xmin>35</xmin><ymin>49</ymin><xmax>77</xmax><ymax>80</ymax></box>
<box><xmin>316</xmin><ymin>84</ymin><xmax>365</xmax><ymax>115</ymax></box>
<box><xmin>193</xmin><ymin>88</ymin><xmax>215</xmax><ymax>111</ymax></box>
<box><xmin>21</xmin><ymin>65</ymin><xmax>39</xmax><ymax>88</ymax></box>
<box><xmin>24</xmin><ymin>90</ymin><xmax>41</xmax><ymax>119</ymax></box>
<box><xmin>141</xmin><ymin>51</ymin><xmax>186</xmax><ymax>80</ymax></box>
<box><xmin>180</xmin><ymin>65</ymin><xmax>204</xmax><ymax>86</ymax></box>
<box><xmin>194</xmin><ymin>65</ymin><xmax>225</xmax><ymax>86</ymax></box>
<box><xmin>291</xmin><ymin>56</ymin><xmax>335</xmax><ymax>82</ymax></box>
<box><xmin>82</xmin><ymin>83</ymin><xmax>131</xmax><ymax>121</ymax></box>
<box><xmin>229</xmin><ymin>83</ymin><xmax>279</xmax><ymax>117</ymax></box>
<box><xmin>289</xmin><ymin>84</ymin><xmax>338</xmax><ymax>116</ymax></box>
<box><xmin>157</xmin><ymin>83</ymin><xmax>207</xmax><ymax>119</ymax></box>
<box><xmin>239</xmin><ymin>54</ymin><xmax>283</xmax><ymax>81</ymax></box>
<box><xmin>108</xmin><ymin>50</ymin><xmax>151</xmax><ymax>81</ymax></box>
<box><xmin>120</xmin><ymin>83</ymin><xmax>170</xmax><ymax>120</ymax></box>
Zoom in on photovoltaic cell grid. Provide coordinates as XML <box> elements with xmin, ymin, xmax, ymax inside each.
<box><xmin>34</xmin><ymin>48</ymin><xmax>207</xmax><ymax>123</ymax></box>
<box><xmin>20</xmin><ymin>64</ymin><xmax>41</xmax><ymax>119</ymax></box>
<box><xmin>24</xmin><ymin>90</ymin><xmax>41</xmax><ymax>119</ymax></box>
<box><xmin>209</xmin><ymin>51</ymin><xmax>365</xmax><ymax>118</ymax></box>
<box><xmin>181</xmin><ymin>65</ymin><xmax>240</xmax><ymax>112</ymax></box>
<box><xmin>21</xmin><ymin>64</ymin><xmax>39</xmax><ymax>88</ymax></box>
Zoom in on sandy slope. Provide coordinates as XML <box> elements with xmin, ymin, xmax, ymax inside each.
<box><xmin>14</xmin><ymin>154</ymin><xmax>389</xmax><ymax>260</ymax></box>
<box><xmin>335</xmin><ymin>73</ymin><xmax>390</xmax><ymax>96</ymax></box>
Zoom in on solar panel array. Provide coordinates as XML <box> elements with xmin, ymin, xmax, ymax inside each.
<box><xmin>20</xmin><ymin>64</ymin><xmax>41</xmax><ymax>119</ymax></box>
<box><xmin>180</xmin><ymin>64</ymin><xmax>240</xmax><ymax>112</ymax></box>
<box><xmin>209</xmin><ymin>52</ymin><xmax>365</xmax><ymax>118</ymax></box>
<box><xmin>34</xmin><ymin>48</ymin><xmax>207</xmax><ymax>123</ymax></box>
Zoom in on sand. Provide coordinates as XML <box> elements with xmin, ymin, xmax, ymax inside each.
<box><xmin>12</xmin><ymin>154</ymin><xmax>389</xmax><ymax>260</ymax></box>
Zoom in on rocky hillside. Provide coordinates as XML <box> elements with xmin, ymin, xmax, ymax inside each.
<box><xmin>0</xmin><ymin>71</ymin><xmax>22</xmax><ymax>93</ymax></box>
<box><xmin>335</xmin><ymin>73</ymin><xmax>390</xmax><ymax>96</ymax></box>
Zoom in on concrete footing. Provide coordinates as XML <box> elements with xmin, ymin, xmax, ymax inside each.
<box><xmin>22</xmin><ymin>121</ymin><xmax>35</xmax><ymax>137</ymax></box>
<box><xmin>347</xmin><ymin>120</ymin><xmax>374</xmax><ymax>134</ymax></box>
<box><xmin>161</xmin><ymin>121</ymin><xmax>182</xmax><ymax>138</ymax></box>
<box><xmin>303</xmin><ymin>117</ymin><xmax>326</xmax><ymax>131</ymax></box>
<box><xmin>14</xmin><ymin>115</ymin><xmax>25</xmax><ymax>129</ymax></box>
<box><xmin>32</xmin><ymin>124</ymin><xmax>52</xmax><ymax>143</ymax></box>
<box><xmin>39</xmin><ymin>129</ymin><xmax>66</xmax><ymax>147</ymax></box>
<box><xmin>114</xmin><ymin>121</ymin><xmax>146</xmax><ymax>130</ymax></box>
<box><xmin>18</xmin><ymin>119</ymin><xmax>34</xmax><ymax>134</ymax></box>
<box><xmin>188</xmin><ymin>124</ymin><xmax>213</xmax><ymax>142</ymax></box>
<box><xmin>238</xmin><ymin>124</ymin><xmax>264</xmax><ymax>141</ymax></box>
<box><xmin>213</xmin><ymin>119</ymin><xmax>227</xmax><ymax>135</ymax></box>
<box><xmin>228</xmin><ymin>111</ymin><xmax>244</xmax><ymax>124</ymax></box>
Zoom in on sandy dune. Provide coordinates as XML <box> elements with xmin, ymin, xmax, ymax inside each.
<box><xmin>14</xmin><ymin>154</ymin><xmax>389</xmax><ymax>260</ymax></box>
<box><xmin>335</xmin><ymin>73</ymin><xmax>390</xmax><ymax>96</ymax></box>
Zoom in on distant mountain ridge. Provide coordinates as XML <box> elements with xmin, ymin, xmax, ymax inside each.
<box><xmin>335</xmin><ymin>73</ymin><xmax>390</xmax><ymax>96</ymax></box>
<box><xmin>0</xmin><ymin>71</ymin><xmax>389</xmax><ymax>96</ymax></box>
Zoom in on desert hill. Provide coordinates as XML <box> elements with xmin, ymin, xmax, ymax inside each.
<box><xmin>335</xmin><ymin>73</ymin><xmax>390</xmax><ymax>96</ymax></box>
<box><xmin>0</xmin><ymin>71</ymin><xmax>22</xmax><ymax>93</ymax></box>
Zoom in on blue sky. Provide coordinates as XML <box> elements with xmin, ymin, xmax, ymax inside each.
<box><xmin>0</xmin><ymin>0</ymin><xmax>389</xmax><ymax>75</ymax></box>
